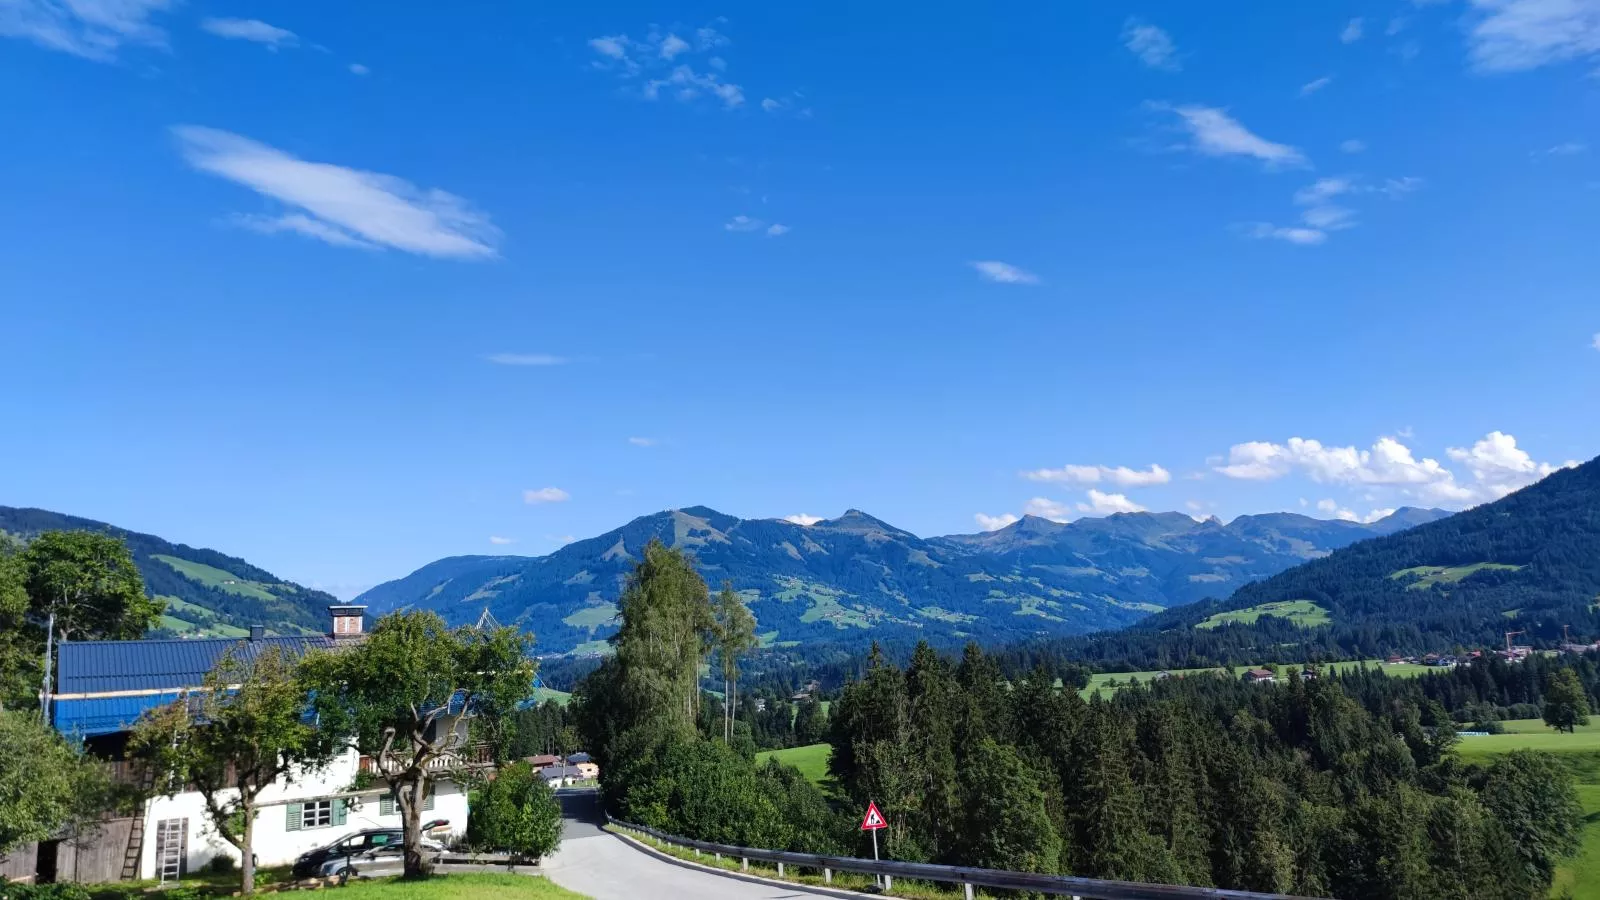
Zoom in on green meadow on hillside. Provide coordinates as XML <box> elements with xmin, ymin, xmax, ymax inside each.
<box><xmin>755</xmin><ymin>742</ymin><xmax>831</xmax><ymax>785</ymax></box>
<box><xmin>1389</xmin><ymin>562</ymin><xmax>1524</xmax><ymax>590</ymax></box>
<box><xmin>1195</xmin><ymin>599</ymin><xmax>1330</xmax><ymax>631</ymax></box>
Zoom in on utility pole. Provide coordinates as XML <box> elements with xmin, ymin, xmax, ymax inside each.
<box><xmin>40</xmin><ymin>610</ymin><xmax>55</xmax><ymax>726</ymax></box>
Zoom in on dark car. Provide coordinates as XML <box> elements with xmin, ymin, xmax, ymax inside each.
<box><xmin>291</xmin><ymin>827</ymin><xmax>445</xmax><ymax>879</ymax></box>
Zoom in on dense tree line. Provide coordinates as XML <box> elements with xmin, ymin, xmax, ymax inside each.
<box><xmin>825</xmin><ymin>642</ymin><xmax>1583</xmax><ymax>898</ymax></box>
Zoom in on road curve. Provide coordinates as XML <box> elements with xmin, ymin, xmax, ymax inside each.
<box><xmin>544</xmin><ymin>788</ymin><xmax>844</xmax><ymax>900</ymax></box>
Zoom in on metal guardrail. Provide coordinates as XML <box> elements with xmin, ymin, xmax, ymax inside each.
<box><xmin>607</xmin><ymin>817</ymin><xmax>1326</xmax><ymax>900</ymax></box>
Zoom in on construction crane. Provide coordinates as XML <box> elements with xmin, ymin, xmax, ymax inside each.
<box><xmin>1504</xmin><ymin>630</ymin><xmax>1525</xmax><ymax>653</ymax></box>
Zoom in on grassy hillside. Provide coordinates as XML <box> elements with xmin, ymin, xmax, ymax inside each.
<box><xmin>0</xmin><ymin>506</ymin><xmax>334</xmax><ymax>637</ymax></box>
<box><xmin>755</xmin><ymin>742</ymin><xmax>831</xmax><ymax>785</ymax></box>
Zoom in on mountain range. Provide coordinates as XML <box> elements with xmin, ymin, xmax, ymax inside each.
<box><xmin>356</xmin><ymin>505</ymin><xmax>1451</xmax><ymax>655</ymax></box>
<box><xmin>0</xmin><ymin>505</ymin><xmax>334</xmax><ymax>637</ymax></box>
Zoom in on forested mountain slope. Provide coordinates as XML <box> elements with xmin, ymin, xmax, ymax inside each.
<box><xmin>0</xmin><ymin>506</ymin><xmax>333</xmax><ymax>637</ymax></box>
<box><xmin>359</xmin><ymin>504</ymin><xmax>1447</xmax><ymax>655</ymax></box>
<box><xmin>1022</xmin><ymin>454</ymin><xmax>1600</xmax><ymax>669</ymax></box>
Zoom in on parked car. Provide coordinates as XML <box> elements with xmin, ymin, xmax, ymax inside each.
<box><xmin>291</xmin><ymin>825</ymin><xmax>447</xmax><ymax>879</ymax></box>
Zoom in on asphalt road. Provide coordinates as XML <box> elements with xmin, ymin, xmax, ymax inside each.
<box><xmin>543</xmin><ymin>788</ymin><xmax>844</xmax><ymax>900</ymax></box>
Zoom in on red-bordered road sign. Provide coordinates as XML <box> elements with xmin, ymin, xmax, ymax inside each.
<box><xmin>859</xmin><ymin>801</ymin><xmax>887</xmax><ymax>831</ymax></box>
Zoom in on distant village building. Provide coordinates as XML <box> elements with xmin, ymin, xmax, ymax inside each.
<box><xmin>1243</xmin><ymin>668</ymin><xmax>1276</xmax><ymax>685</ymax></box>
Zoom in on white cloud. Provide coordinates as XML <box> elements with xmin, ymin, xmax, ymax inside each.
<box><xmin>200</xmin><ymin>17</ymin><xmax>297</xmax><ymax>49</ymax></box>
<box><xmin>486</xmin><ymin>353</ymin><xmax>566</xmax><ymax>366</ymax></box>
<box><xmin>1293</xmin><ymin>177</ymin><xmax>1355</xmax><ymax>206</ymax></box>
<box><xmin>1164</xmin><ymin>105</ymin><xmax>1309</xmax><ymax>169</ymax></box>
<box><xmin>1078</xmin><ymin>490</ymin><xmax>1147</xmax><ymax>515</ymax></box>
<box><xmin>489</xmin><ymin>536</ymin><xmax>517</xmax><ymax>545</ymax></box>
<box><xmin>1</xmin><ymin>0</ymin><xmax>173</xmax><ymax>60</ymax></box>
<box><xmin>1245</xmin><ymin>223</ymin><xmax>1328</xmax><ymax>245</ymax></box>
<box><xmin>1315</xmin><ymin>498</ymin><xmax>1340</xmax><ymax>514</ymax></box>
<box><xmin>627</xmin><ymin>437</ymin><xmax>657</xmax><ymax>447</ymax></box>
<box><xmin>725</xmin><ymin>215</ymin><xmax>765</xmax><ymax>232</ymax></box>
<box><xmin>1024</xmin><ymin>498</ymin><xmax>1074</xmax><ymax>522</ymax></box>
<box><xmin>784</xmin><ymin>514</ymin><xmax>823</xmax><ymax>526</ymax></box>
<box><xmin>1340</xmin><ymin>139</ymin><xmax>1367</xmax><ymax>154</ymax></box>
<box><xmin>766</xmin><ymin>223</ymin><xmax>790</xmax><ymax>237</ymax></box>
<box><xmin>1216</xmin><ymin>432</ymin><xmax>1570</xmax><ymax>506</ymax></box>
<box><xmin>970</xmin><ymin>261</ymin><xmax>1040</xmax><ymax>285</ymax></box>
<box><xmin>975</xmin><ymin>513</ymin><xmax>1020</xmax><ymax>532</ymax></box>
<box><xmin>349</xmin><ymin>63</ymin><xmax>369</xmax><ymax>76</ymax></box>
<box><xmin>1022</xmin><ymin>463</ymin><xmax>1171</xmax><ymax>487</ymax></box>
<box><xmin>1341</xmin><ymin>17</ymin><xmax>1365</xmax><ymax>43</ymax></box>
<box><xmin>523</xmin><ymin>487</ymin><xmax>570</xmax><ymax>505</ymax></box>
<box><xmin>1300</xmin><ymin>76</ymin><xmax>1334</xmax><ymax>96</ymax></box>
<box><xmin>173</xmin><ymin>126</ymin><xmax>499</xmax><ymax>259</ymax></box>
<box><xmin>589</xmin><ymin>24</ymin><xmax>747</xmax><ymax>110</ymax></box>
<box><xmin>1124</xmin><ymin>19</ymin><xmax>1181</xmax><ymax>71</ymax></box>
<box><xmin>1592</xmin><ymin>331</ymin><xmax>1600</xmax><ymax>351</ymax></box>
<box><xmin>659</xmin><ymin>33</ymin><xmax>691</xmax><ymax>59</ymax></box>
<box><xmin>762</xmin><ymin>98</ymin><xmax>781</xmax><ymax>112</ymax></box>
<box><xmin>1466</xmin><ymin>0</ymin><xmax>1600</xmax><ymax>72</ymax></box>
<box><xmin>1540</xmin><ymin>141</ymin><xmax>1589</xmax><ymax>156</ymax></box>
<box><xmin>1378</xmin><ymin>176</ymin><xmax>1423</xmax><ymax>197</ymax></box>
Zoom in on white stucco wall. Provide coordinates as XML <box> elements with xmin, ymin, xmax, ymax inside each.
<box><xmin>137</xmin><ymin>749</ymin><xmax>471</xmax><ymax>879</ymax></box>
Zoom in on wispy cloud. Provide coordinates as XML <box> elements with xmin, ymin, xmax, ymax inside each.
<box><xmin>1</xmin><ymin>0</ymin><xmax>173</xmax><ymax>60</ymax></box>
<box><xmin>1299</xmin><ymin>75</ymin><xmax>1334</xmax><ymax>96</ymax></box>
<box><xmin>1123</xmin><ymin>18</ymin><xmax>1181</xmax><ymax>71</ymax></box>
<box><xmin>784</xmin><ymin>513</ymin><xmax>823</xmax><ymax>526</ymax></box>
<box><xmin>974</xmin><ymin>513</ymin><xmax>1020</xmax><ymax>532</ymax></box>
<box><xmin>588</xmin><ymin>22</ymin><xmax>746</xmax><ymax>109</ymax></box>
<box><xmin>349</xmin><ymin>63</ymin><xmax>369</xmax><ymax>76</ymax></box>
<box><xmin>766</xmin><ymin>223</ymin><xmax>790</xmax><ymax>237</ymax></box>
<box><xmin>523</xmin><ymin>487</ymin><xmax>570</xmax><ymax>505</ymax></box>
<box><xmin>486</xmin><ymin>353</ymin><xmax>566</xmax><ymax>366</ymax></box>
<box><xmin>627</xmin><ymin>437</ymin><xmax>657</xmax><ymax>447</ymax></box>
<box><xmin>173</xmin><ymin>126</ymin><xmax>499</xmax><ymax>259</ymax></box>
<box><xmin>1160</xmin><ymin>104</ymin><xmax>1309</xmax><ymax>169</ymax></box>
<box><xmin>1023</xmin><ymin>463</ymin><xmax>1171</xmax><ymax>487</ymax></box>
<box><xmin>1465</xmin><ymin>0</ymin><xmax>1600</xmax><ymax>72</ymax></box>
<box><xmin>1341</xmin><ymin>17</ymin><xmax>1365</xmax><ymax>44</ymax></box>
<box><xmin>489</xmin><ymin>536</ymin><xmax>517</xmax><ymax>545</ymax></box>
<box><xmin>1592</xmin><ymin>331</ymin><xmax>1600</xmax><ymax>351</ymax></box>
<box><xmin>1340</xmin><ymin>139</ymin><xmax>1368</xmax><ymax>154</ymax></box>
<box><xmin>970</xmin><ymin>261</ymin><xmax>1039</xmax><ymax>285</ymax></box>
<box><xmin>1538</xmin><ymin>141</ymin><xmax>1589</xmax><ymax>156</ymax></box>
<box><xmin>200</xmin><ymin>17</ymin><xmax>297</xmax><ymax>49</ymax></box>
<box><xmin>1079</xmin><ymin>490</ymin><xmax>1147</xmax><ymax>515</ymax></box>
<box><xmin>1244</xmin><ymin>223</ymin><xmax>1328</xmax><ymax>245</ymax></box>
<box><xmin>725</xmin><ymin>215</ymin><xmax>788</xmax><ymax>236</ymax></box>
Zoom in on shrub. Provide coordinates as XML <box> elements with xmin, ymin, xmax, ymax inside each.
<box><xmin>466</xmin><ymin>762</ymin><xmax>562</xmax><ymax>861</ymax></box>
<box><xmin>0</xmin><ymin>885</ymin><xmax>91</xmax><ymax>900</ymax></box>
<box><xmin>205</xmin><ymin>854</ymin><xmax>236</xmax><ymax>875</ymax></box>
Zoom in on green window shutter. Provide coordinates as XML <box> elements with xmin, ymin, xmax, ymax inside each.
<box><xmin>334</xmin><ymin>800</ymin><xmax>348</xmax><ymax>827</ymax></box>
<box><xmin>379</xmin><ymin>793</ymin><xmax>394</xmax><ymax>816</ymax></box>
<box><xmin>286</xmin><ymin>804</ymin><xmax>302</xmax><ymax>832</ymax></box>
<box><xmin>423</xmin><ymin>790</ymin><xmax>434</xmax><ymax>812</ymax></box>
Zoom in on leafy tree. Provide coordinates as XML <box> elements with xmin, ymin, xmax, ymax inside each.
<box><xmin>793</xmin><ymin>696</ymin><xmax>827</xmax><ymax>745</ymax></box>
<box><xmin>0</xmin><ymin>538</ymin><xmax>35</xmax><ymax>710</ymax></box>
<box><xmin>956</xmin><ymin>739</ymin><xmax>1060</xmax><ymax>874</ymax></box>
<box><xmin>465</xmin><ymin>761</ymin><xmax>562</xmax><ymax>861</ymax></box>
<box><xmin>131</xmin><ymin>647</ymin><xmax>339</xmax><ymax>894</ymax></box>
<box><xmin>1478</xmin><ymin>750</ymin><xmax>1584</xmax><ymax>887</ymax></box>
<box><xmin>0</xmin><ymin>709</ymin><xmax>113</xmax><ymax>855</ymax></box>
<box><xmin>22</xmin><ymin>531</ymin><xmax>159</xmax><ymax>642</ymax></box>
<box><xmin>1542</xmin><ymin>668</ymin><xmax>1590</xmax><ymax>733</ymax></box>
<box><xmin>303</xmin><ymin>611</ymin><xmax>536</xmax><ymax>877</ymax></box>
<box><xmin>713</xmin><ymin>583</ymin><xmax>757</xmax><ymax>744</ymax></box>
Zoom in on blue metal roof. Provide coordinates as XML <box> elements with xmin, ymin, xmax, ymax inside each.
<box><xmin>53</xmin><ymin>694</ymin><xmax>186</xmax><ymax>738</ymax></box>
<box><xmin>56</xmin><ymin>635</ymin><xmax>335</xmax><ymax>695</ymax></box>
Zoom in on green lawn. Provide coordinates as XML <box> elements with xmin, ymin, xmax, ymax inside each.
<box><xmin>530</xmin><ymin>686</ymin><xmax>572</xmax><ymax>706</ymax></box>
<box><xmin>756</xmin><ymin>742</ymin><xmax>832</xmax><ymax>785</ymax></box>
<box><xmin>1456</xmin><ymin>718</ymin><xmax>1600</xmax><ymax>898</ymax></box>
<box><xmin>92</xmin><ymin>872</ymin><xmax>587</xmax><ymax>900</ymax></box>
<box><xmin>1195</xmin><ymin>599</ymin><xmax>1330</xmax><ymax>631</ymax></box>
<box><xmin>1081</xmin><ymin>659</ymin><xmax>1432</xmax><ymax>699</ymax></box>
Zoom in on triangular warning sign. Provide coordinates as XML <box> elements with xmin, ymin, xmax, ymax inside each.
<box><xmin>860</xmin><ymin>801</ymin><xmax>887</xmax><ymax>831</ymax></box>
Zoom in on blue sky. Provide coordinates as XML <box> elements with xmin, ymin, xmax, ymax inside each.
<box><xmin>2</xmin><ymin>0</ymin><xmax>1598</xmax><ymax>597</ymax></box>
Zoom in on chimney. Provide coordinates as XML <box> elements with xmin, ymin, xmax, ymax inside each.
<box><xmin>249</xmin><ymin>625</ymin><xmax>265</xmax><ymax>641</ymax></box>
<box><xmin>328</xmin><ymin>605</ymin><xmax>367</xmax><ymax>639</ymax></box>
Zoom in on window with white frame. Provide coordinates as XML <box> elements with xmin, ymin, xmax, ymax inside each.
<box><xmin>302</xmin><ymin>799</ymin><xmax>334</xmax><ymax>829</ymax></box>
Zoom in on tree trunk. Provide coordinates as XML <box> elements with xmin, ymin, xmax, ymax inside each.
<box><xmin>398</xmin><ymin>773</ymin><xmax>429</xmax><ymax>878</ymax></box>
<box><xmin>241</xmin><ymin>804</ymin><xmax>256</xmax><ymax>895</ymax></box>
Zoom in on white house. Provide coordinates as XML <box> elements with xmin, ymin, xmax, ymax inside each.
<box><xmin>44</xmin><ymin>606</ymin><xmax>476</xmax><ymax>883</ymax></box>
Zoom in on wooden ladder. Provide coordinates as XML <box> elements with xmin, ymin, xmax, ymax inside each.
<box><xmin>119</xmin><ymin>765</ymin><xmax>156</xmax><ymax>881</ymax></box>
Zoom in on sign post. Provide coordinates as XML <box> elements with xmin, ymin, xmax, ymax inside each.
<box><xmin>859</xmin><ymin>801</ymin><xmax>887</xmax><ymax>888</ymax></box>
